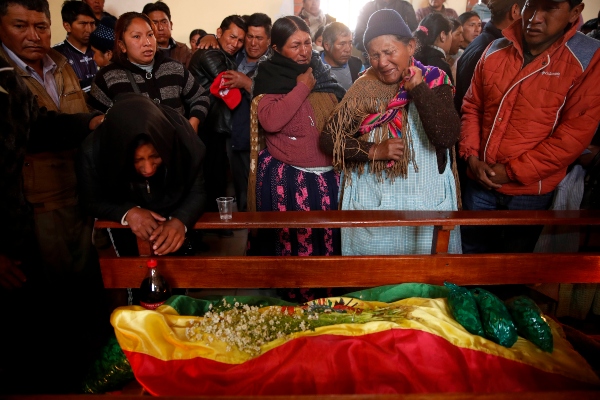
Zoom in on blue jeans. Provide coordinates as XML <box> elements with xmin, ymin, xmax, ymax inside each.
<box><xmin>461</xmin><ymin>179</ymin><xmax>554</xmax><ymax>253</ymax></box>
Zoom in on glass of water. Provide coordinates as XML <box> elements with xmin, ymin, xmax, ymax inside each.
<box><xmin>216</xmin><ymin>197</ymin><xmax>233</xmax><ymax>220</ymax></box>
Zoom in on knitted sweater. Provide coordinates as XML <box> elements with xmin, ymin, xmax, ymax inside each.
<box><xmin>258</xmin><ymin>82</ymin><xmax>337</xmax><ymax>168</ymax></box>
<box><xmin>88</xmin><ymin>51</ymin><xmax>209</xmax><ymax>122</ymax></box>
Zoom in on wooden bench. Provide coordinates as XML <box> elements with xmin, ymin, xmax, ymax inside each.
<box><xmin>95</xmin><ymin>210</ymin><xmax>600</xmax><ymax>289</ymax></box>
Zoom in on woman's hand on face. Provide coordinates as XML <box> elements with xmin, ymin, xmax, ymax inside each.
<box><xmin>372</xmin><ymin>138</ymin><xmax>405</xmax><ymax>161</ymax></box>
<box><xmin>402</xmin><ymin>66</ymin><xmax>423</xmax><ymax>91</ymax></box>
<box><xmin>297</xmin><ymin>67</ymin><xmax>316</xmax><ymax>91</ymax></box>
<box><xmin>125</xmin><ymin>207</ymin><xmax>166</xmax><ymax>241</ymax></box>
<box><xmin>149</xmin><ymin>218</ymin><xmax>186</xmax><ymax>255</ymax></box>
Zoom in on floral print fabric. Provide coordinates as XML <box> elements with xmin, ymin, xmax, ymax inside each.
<box><xmin>253</xmin><ymin>149</ymin><xmax>340</xmax><ymax>257</ymax></box>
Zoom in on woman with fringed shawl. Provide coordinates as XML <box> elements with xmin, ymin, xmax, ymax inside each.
<box><xmin>320</xmin><ymin>9</ymin><xmax>462</xmax><ymax>255</ymax></box>
<box><xmin>249</xmin><ymin>15</ymin><xmax>345</xmax><ymax>261</ymax></box>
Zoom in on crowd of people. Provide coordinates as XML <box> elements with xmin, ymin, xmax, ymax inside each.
<box><xmin>0</xmin><ymin>0</ymin><xmax>599</xmax><ymax>393</ymax></box>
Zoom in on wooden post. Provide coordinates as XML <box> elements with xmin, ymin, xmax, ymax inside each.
<box><xmin>431</xmin><ymin>225</ymin><xmax>455</xmax><ymax>255</ymax></box>
<box><xmin>136</xmin><ymin>237</ymin><xmax>153</xmax><ymax>257</ymax></box>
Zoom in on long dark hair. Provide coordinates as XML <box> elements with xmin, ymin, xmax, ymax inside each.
<box><xmin>271</xmin><ymin>15</ymin><xmax>310</xmax><ymax>52</ymax></box>
<box><xmin>413</xmin><ymin>13</ymin><xmax>451</xmax><ymax>53</ymax></box>
<box><xmin>189</xmin><ymin>29</ymin><xmax>207</xmax><ymax>41</ymax></box>
<box><xmin>113</xmin><ymin>12</ymin><xmax>156</xmax><ymax>64</ymax></box>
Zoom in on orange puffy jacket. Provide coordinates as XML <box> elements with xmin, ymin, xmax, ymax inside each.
<box><xmin>459</xmin><ymin>20</ymin><xmax>600</xmax><ymax>195</ymax></box>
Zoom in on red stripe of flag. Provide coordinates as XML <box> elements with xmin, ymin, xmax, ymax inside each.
<box><xmin>124</xmin><ymin>329</ymin><xmax>596</xmax><ymax>396</ymax></box>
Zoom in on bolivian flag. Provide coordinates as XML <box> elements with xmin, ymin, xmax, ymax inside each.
<box><xmin>111</xmin><ymin>285</ymin><xmax>599</xmax><ymax>396</ymax></box>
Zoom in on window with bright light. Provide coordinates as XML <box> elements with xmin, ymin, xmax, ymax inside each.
<box><xmin>320</xmin><ymin>0</ymin><xmax>372</xmax><ymax>32</ymax></box>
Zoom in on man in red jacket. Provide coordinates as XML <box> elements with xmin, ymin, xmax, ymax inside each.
<box><xmin>459</xmin><ymin>0</ymin><xmax>599</xmax><ymax>253</ymax></box>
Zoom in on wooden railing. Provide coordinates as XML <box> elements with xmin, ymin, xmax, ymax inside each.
<box><xmin>95</xmin><ymin>210</ymin><xmax>600</xmax><ymax>289</ymax></box>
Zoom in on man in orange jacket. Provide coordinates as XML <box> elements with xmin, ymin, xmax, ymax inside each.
<box><xmin>459</xmin><ymin>0</ymin><xmax>599</xmax><ymax>253</ymax></box>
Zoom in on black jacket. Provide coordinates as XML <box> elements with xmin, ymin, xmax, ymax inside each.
<box><xmin>455</xmin><ymin>22</ymin><xmax>503</xmax><ymax>113</ymax></box>
<box><xmin>414</xmin><ymin>46</ymin><xmax>453</xmax><ymax>84</ymax></box>
<box><xmin>78</xmin><ymin>94</ymin><xmax>206</xmax><ymax>231</ymax></box>
<box><xmin>354</xmin><ymin>0</ymin><xmax>418</xmax><ymax>51</ymax></box>
<box><xmin>188</xmin><ymin>47</ymin><xmax>237</xmax><ymax>137</ymax></box>
<box><xmin>319</xmin><ymin>51</ymin><xmax>363</xmax><ymax>86</ymax></box>
<box><xmin>348</xmin><ymin>56</ymin><xmax>363</xmax><ymax>83</ymax></box>
<box><xmin>229</xmin><ymin>50</ymin><xmax>269</xmax><ymax>152</ymax></box>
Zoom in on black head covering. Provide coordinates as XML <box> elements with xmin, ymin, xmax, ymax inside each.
<box><xmin>253</xmin><ymin>50</ymin><xmax>345</xmax><ymax>101</ymax></box>
<box><xmin>89</xmin><ymin>16</ymin><xmax>115</xmax><ymax>53</ymax></box>
<box><xmin>92</xmin><ymin>93</ymin><xmax>205</xmax><ymax>214</ymax></box>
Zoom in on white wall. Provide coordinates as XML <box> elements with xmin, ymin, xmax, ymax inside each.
<box><xmin>49</xmin><ymin>0</ymin><xmax>293</xmax><ymax>46</ymax></box>
<box><xmin>47</xmin><ymin>0</ymin><xmax>599</xmax><ymax>47</ymax></box>
<box><xmin>411</xmin><ymin>0</ymin><xmax>468</xmax><ymax>16</ymax></box>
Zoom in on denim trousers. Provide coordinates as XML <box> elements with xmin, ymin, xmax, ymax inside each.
<box><xmin>461</xmin><ymin>179</ymin><xmax>554</xmax><ymax>253</ymax></box>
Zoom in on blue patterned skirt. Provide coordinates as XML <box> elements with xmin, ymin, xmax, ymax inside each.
<box><xmin>252</xmin><ymin>149</ymin><xmax>341</xmax><ymax>256</ymax></box>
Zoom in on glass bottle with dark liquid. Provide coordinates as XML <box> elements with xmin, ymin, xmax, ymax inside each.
<box><xmin>139</xmin><ymin>258</ymin><xmax>171</xmax><ymax>310</ymax></box>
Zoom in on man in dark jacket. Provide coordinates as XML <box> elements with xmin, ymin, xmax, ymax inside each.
<box><xmin>188</xmin><ymin>15</ymin><xmax>246</xmax><ymax>213</ymax></box>
<box><xmin>354</xmin><ymin>0</ymin><xmax>418</xmax><ymax>54</ymax></box>
<box><xmin>188</xmin><ymin>14</ymin><xmax>271</xmax><ymax>213</ymax></box>
<box><xmin>0</xmin><ymin>54</ymin><xmax>108</xmax><ymax>395</ymax></box>
<box><xmin>454</xmin><ymin>0</ymin><xmax>524</xmax><ymax>113</ymax></box>
<box><xmin>226</xmin><ymin>13</ymin><xmax>271</xmax><ymax>212</ymax></box>
<box><xmin>321</xmin><ymin>22</ymin><xmax>363</xmax><ymax>90</ymax></box>
<box><xmin>142</xmin><ymin>1</ymin><xmax>192</xmax><ymax>67</ymax></box>
<box><xmin>0</xmin><ymin>58</ymin><xmax>102</xmax><ymax>287</ymax></box>
<box><xmin>0</xmin><ymin>0</ymin><xmax>106</xmax><ymax>283</ymax></box>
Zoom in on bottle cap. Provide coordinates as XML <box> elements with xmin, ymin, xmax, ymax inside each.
<box><xmin>147</xmin><ymin>259</ymin><xmax>158</xmax><ymax>268</ymax></box>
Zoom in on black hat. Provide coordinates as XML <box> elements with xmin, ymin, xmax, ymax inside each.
<box><xmin>363</xmin><ymin>9</ymin><xmax>413</xmax><ymax>50</ymax></box>
<box><xmin>89</xmin><ymin>16</ymin><xmax>115</xmax><ymax>53</ymax></box>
